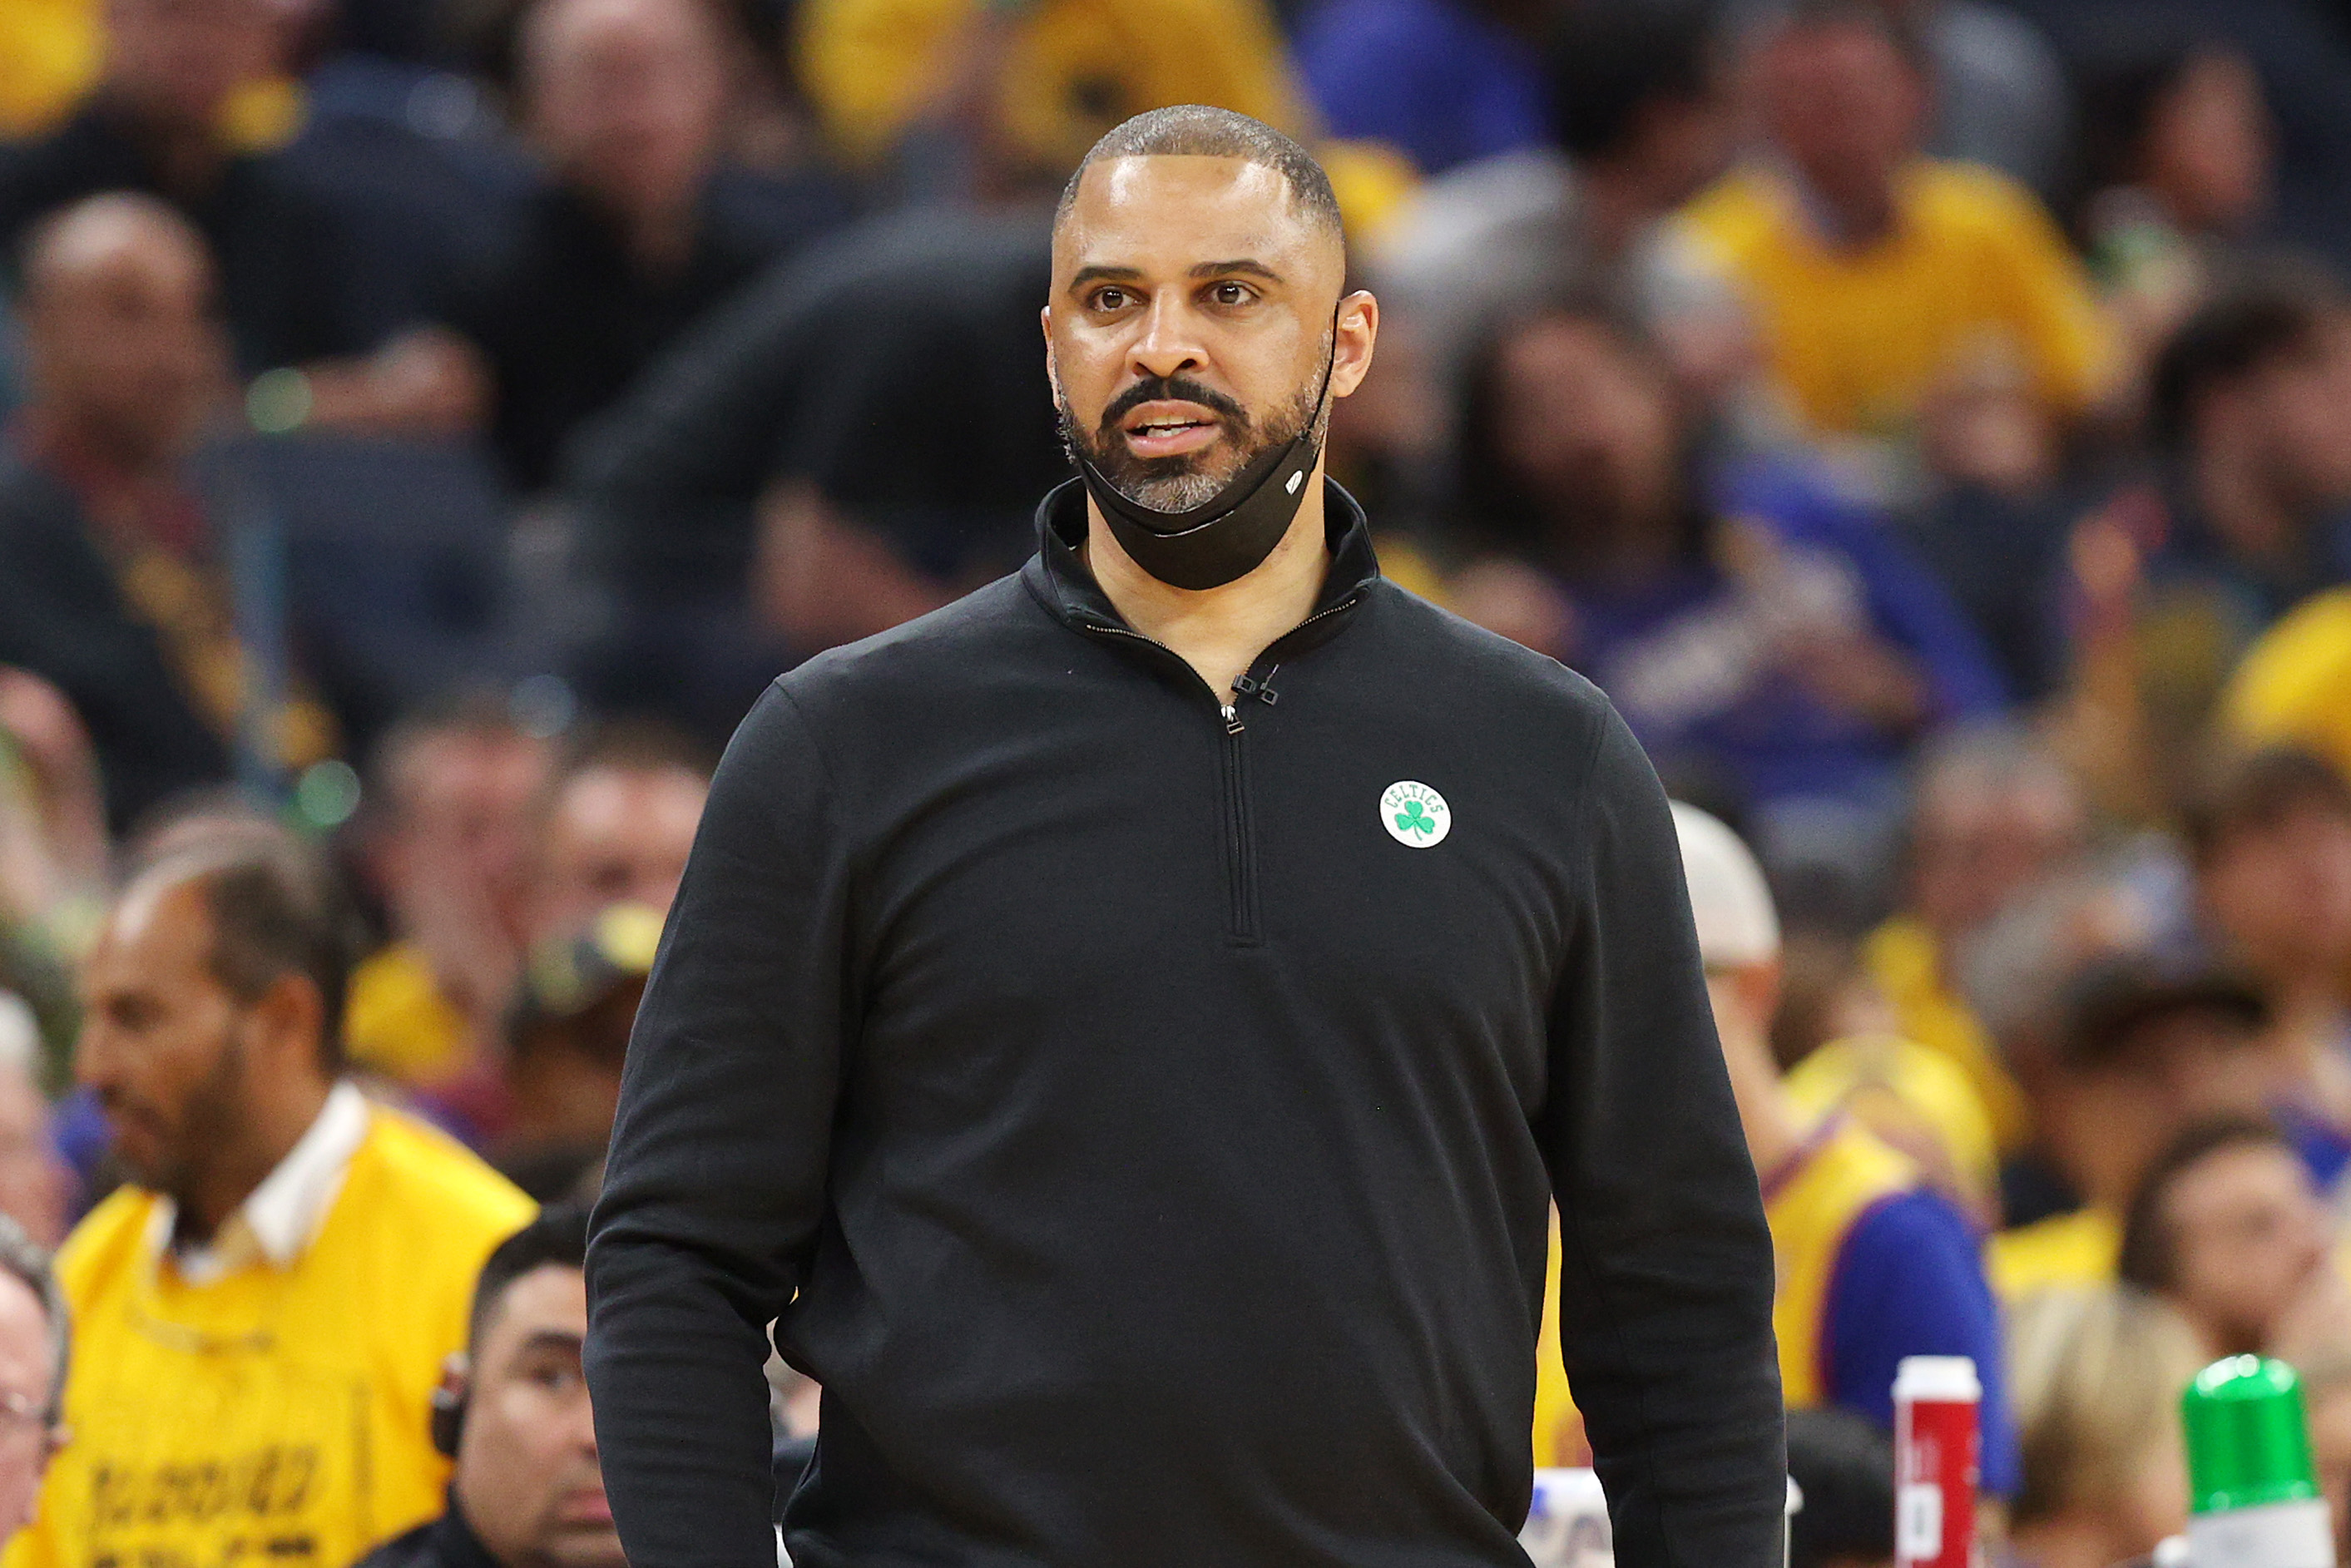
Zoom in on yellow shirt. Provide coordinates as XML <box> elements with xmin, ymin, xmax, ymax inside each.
<box><xmin>1672</xmin><ymin>161</ymin><xmax>2114</xmax><ymax>439</ymax></box>
<box><xmin>797</xmin><ymin>0</ymin><xmax>1305</xmax><ymax>174</ymax></box>
<box><xmin>1784</xmin><ymin>1031</ymin><xmax>1999</xmax><ymax>1220</ymax></box>
<box><xmin>1862</xmin><ymin>916</ymin><xmax>2032</xmax><ymax>1153</ymax></box>
<box><xmin>0</xmin><ymin>0</ymin><xmax>97</xmax><ymax>137</ymax></box>
<box><xmin>2222</xmin><ymin>586</ymin><xmax>2351</xmax><ymax>785</ymax></box>
<box><xmin>345</xmin><ymin>942</ymin><xmax>471</xmax><ymax>1088</ymax></box>
<box><xmin>7</xmin><ymin>1106</ymin><xmax>533</xmax><ymax>1568</ymax></box>
<box><xmin>1987</xmin><ymin>1206</ymin><xmax>2118</xmax><ymax>1302</ymax></box>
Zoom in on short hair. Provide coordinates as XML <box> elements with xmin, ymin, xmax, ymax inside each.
<box><xmin>2184</xmin><ymin>745</ymin><xmax>2351</xmax><ymax>865</ymax></box>
<box><xmin>366</xmin><ymin>689</ymin><xmax>542</xmax><ymax>819</ymax></box>
<box><xmin>1546</xmin><ymin>0</ymin><xmax>1718</xmax><ymax>162</ymax></box>
<box><xmin>2150</xmin><ymin>259</ymin><xmax>2349</xmax><ymax>451</ymax></box>
<box><xmin>548</xmin><ymin>716</ymin><xmax>715</xmax><ymax>795</ymax></box>
<box><xmin>0</xmin><ymin>1217</ymin><xmax>67</xmax><ymax>1426</ymax></box>
<box><xmin>468</xmin><ymin>1204</ymin><xmax>587</xmax><ymax>1353</ymax></box>
<box><xmin>2008</xmin><ymin>1285</ymin><xmax>2205</xmax><ymax>1527</ymax></box>
<box><xmin>1784</xmin><ymin>1407</ymin><xmax>1894</xmax><ymax>1568</ymax></box>
<box><xmin>134</xmin><ymin>828</ymin><xmax>362</xmax><ymax>1072</ymax></box>
<box><xmin>1054</xmin><ymin>106</ymin><xmax>1344</xmax><ymax>248</ymax></box>
<box><xmin>1760</xmin><ymin>0</ymin><xmax>1929</xmax><ymax>74</ymax></box>
<box><xmin>2117</xmin><ymin>1115</ymin><xmax>2297</xmax><ymax>1297</ymax></box>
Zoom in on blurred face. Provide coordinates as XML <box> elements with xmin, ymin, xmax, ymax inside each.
<box><xmin>23</xmin><ymin>205</ymin><xmax>225</xmax><ymax>469</ymax></box>
<box><xmin>1755</xmin><ymin>22</ymin><xmax>1927</xmax><ymax>212</ymax></box>
<box><xmin>1909</xmin><ymin>772</ymin><xmax>2084</xmax><ymax>942</ymax></box>
<box><xmin>1046</xmin><ymin>154</ymin><xmax>1374</xmax><ymax>514</ymax></box>
<box><xmin>2068</xmin><ymin>1011</ymin><xmax>2269</xmax><ymax>1205</ymax></box>
<box><xmin>532</xmin><ymin>764</ymin><xmax>706</xmax><ymax>944</ymax></box>
<box><xmin>2160</xmin><ymin>1141</ymin><xmax>2329</xmax><ymax>1356</ymax></box>
<box><xmin>453</xmin><ymin>1265</ymin><xmax>621</xmax><ymax>1568</ymax></box>
<box><xmin>1492</xmin><ymin>315</ymin><xmax>1680</xmax><ymax>544</ymax></box>
<box><xmin>73</xmin><ymin>879</ymin><xmax>256</xmax><ymax>1205</ymax></box>
<box><xmin>381</xmin><ymin>729</ymin><xmax>552</xmax><ymax>930</ymax></box>
<box><xmin>0</xmin><ymin>1274</ymin><xmax>57</xmax><ymax>1541</ymax></box>
<box><xmin>1624</xmin><ymin>90</ymin><xmax>1734</xmax><ymax>212</ymax></box>
<box><xmin>2237</xmin><ymin>313</ymin><xmax>2351</xmax><ymax>508</ymax></box>
<box><xmin>101</xmin><ymin>0</ymin><xmax>275</xmax><ymax>129</ymax></box>
<box><xmin>2200</xmin><ymin>804</ymin><xmax>2351</xmax><ymax>986</ymax></box>
<box><xmin>526</xmin><ymin>0</ymin><xmax>727</xmax><ymax>224</ymax></box>
<box><xmin>2144</xmin><ymin>49</ymin><xmax>2273</xmax><ymax>237</ymax></box>
<box><xmin>0</xmin><ymin>1068</ymin><xmax>67</xmax><ymax>1252</ymax></box>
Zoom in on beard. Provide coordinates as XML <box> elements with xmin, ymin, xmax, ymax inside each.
<box><xmin>109</xmin><ymin>1031</ymin><xmax>249</xmax><ymax>1229</ymax></box>
<box><xmin>1062</xmin><ymin>363</ymin><xmax>1328</xmax><ymax>515</ymax></box>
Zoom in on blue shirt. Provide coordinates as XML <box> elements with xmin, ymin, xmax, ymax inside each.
<box><xmin>1292</xmin><ymin>0</ymin><xmax>1546</xmax><ymax>176</ymax></box>
<box><xmin>1826</xmin><ymin>1189</ymin><xmax>2022</xmax><ymax>1498</ymax></box>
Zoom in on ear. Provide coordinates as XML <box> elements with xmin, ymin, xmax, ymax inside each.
<box><xmin>1329</xmin><ymin>289</ymin><xmax>1379</xmax><ymax>400</ymax></box>
<box><xmin>1040</xmin><ymin>305</ymin><xmax>1063</xmax><ymax>405</ymax></box>
<box><xmin>249</xmin><ymin>971</ymin><xmax>327</xmax><ymax>1076</ymax></box>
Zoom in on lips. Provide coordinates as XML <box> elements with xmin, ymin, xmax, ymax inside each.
<box><xmin>1120</xmin><ymin>402</ymin><xmax>1224</xmax><ymax>459</ymax></box>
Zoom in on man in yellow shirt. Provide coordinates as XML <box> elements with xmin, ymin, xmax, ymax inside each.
<box><xmin>7</xmin><ymin>828</ymin><xmax>534</xmax><ymax>1568</ymax></box>
<box><xmin>1670</xmin><ymin>3</ymin><xmax>2111</xmax><ymax>453</ymax></box>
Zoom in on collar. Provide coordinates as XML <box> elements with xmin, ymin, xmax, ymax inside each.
<box><xmin>427</xmin><ymin>1494</ymin><xmax>507</xmax><ymax>1568</ymax></box>
<box><xmin>1021</xmin><ymin>475</ymin><xmax>1383</xmax><ymax>641</ymax></box>
<box><xmin>148</xmin><ymin>1081</ymin><xmax>371</xmax><ymax>1284</ymax></box>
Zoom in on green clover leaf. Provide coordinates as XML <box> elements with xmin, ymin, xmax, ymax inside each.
<box><xmin>1396</xmin><ymin>801</ymin><xmax>1436</xmax><ymax>836</ymax></box>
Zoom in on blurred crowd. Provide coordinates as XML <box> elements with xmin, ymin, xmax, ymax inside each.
<box><xmin>9</xmin><ymin>0</ymin><xmax>2351</xmax><ymax>1564</ymax></box>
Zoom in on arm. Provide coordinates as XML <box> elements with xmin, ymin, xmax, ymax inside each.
<box><xmin>1541</xmin><ymin>704</ymin><xmax>1784</xmax><ymax>1567</ymax></box>
<box><xmin>586</xmin><ymin>683</ymin><xmax>852</xmax><ymax>1568</ymax></box>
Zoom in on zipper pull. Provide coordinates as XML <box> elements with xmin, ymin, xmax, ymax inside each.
<box><xmin>1221</xmin><ymin>703</ymin><xmax>1245</xmax><ymax>735</ymax></box>
<box><xmin>1233</xmin><ymin>670</ymin><xmax>1280</xmax><ymax>706</ymax></box>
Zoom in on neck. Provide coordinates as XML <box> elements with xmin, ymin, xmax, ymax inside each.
<box><xmin>182</xmin><ymin>1074</ymin><xmax>333</xmax><ymax>1239</ymax></box>
<box><xmin>1718</xmin><ymin>1013</ymin><xmax>1804</xmax><ymax>1180</ymax></box>
<box><xmin>1083</xmin><ymin>462</ymin><xmax>1334</xmax><ymax>703</ymax></box>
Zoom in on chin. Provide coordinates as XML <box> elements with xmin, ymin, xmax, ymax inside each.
<box><xmin>546</xmin><ymin>1529</ymin><xmax>629</xmax><ymax>1568</ymax></box>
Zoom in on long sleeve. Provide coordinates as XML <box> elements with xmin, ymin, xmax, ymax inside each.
<box><xmin>586</xmin><ymin>682</ymin><xmax>853</xmax><ymax>1568</ymax></box>
<box><xmin>1540</xmin><ymin>705</ymin><xmax>1784</xmax><ymax>1566</ymax></box>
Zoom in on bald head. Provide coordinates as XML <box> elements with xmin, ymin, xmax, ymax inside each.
<box><xmin>21</xmin><ymin>195</ymin><xmax>225</xmax><ymax>468</ymax></box>
<box><xmin>1055</xmin><ymin>106</ymin><xmax>1344</xmax><ymax>257</ymax></box>
<box><xmin>520</xmin><ymin>0</ymin><xmax>727</xmax><ymax>223</ymax></box>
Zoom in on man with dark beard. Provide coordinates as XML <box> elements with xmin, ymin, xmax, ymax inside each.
<box><xmin>586</xmin><ymin>106</ymin><xmax>1784</xmax><ymax>1568</ymax></box>
<box><xmin>13</xmin><ymin>827</ymin><xmax>532</xmax><ymax>1568</ymax></box>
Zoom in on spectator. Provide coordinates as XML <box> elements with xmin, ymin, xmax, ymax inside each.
<box><xmin>1291</xmin><ymin>0</ymin><xmax>1546</xmax><ymax>179</ymax></box>
<box><xmin>0</xmin><ymin>668</ymin><xmax>109</xmax><ymax>1056</ymax></box>
<box><xmin>354</xmin><ymin>1207</ymin><xmax>622</xmax><ymax>1568</ymax></box>
<box><xmin>2185</xmin><ymin>747</ymin><xmax>2351</xmax><ymax>1186</ymax></box>
<box><xmin>527</xmin><ymin>720</ymin><xmax>709</xmax><ymax>947</ymax></box>
<box><xmin>2221</xmin><ymin>580</ymin><xmax>2351</xmax><ymax>785</ymax></box>
<box><xmin>2117</xmin><ymin>1117</ymin><xmax>2337</xmax><ymax>1359</ymax></box>
<box><xmin>0</xmin><ymin>1216</ymin><xmax>66</xmax><ymax>1547</ymax></box>
<box><xmin>1368</xmin><ymin>0</ymin><xmax>1733</xmax><ymax>438</ymax></box>
<box><xmin>1784</xmin><ymin>1407</ymin><xmax>1895</xmax><ymax>1568</ymax></box>
<box><xmin>1450</xmin><ymin>299</ymin><xmax>2004</xmax><ymax>881</ymax></box>
<box><xmin>344</xmin><ymin>700</ymin><xmax>555</xmax><ymax>1093</ymax></box>
<box><xmin>1988</xmin><ymin>952</ymin><xmax>2274</xmax><ymax>1298</ymax></box>
<box><xmin>0</xmin><ymin>194</ymin><xmax>277</xmax><ymax>830</ymax></box>
<box><xmin>1862</xmin><ymin>725</ymin><xmax>2086</xmax><ymax>1156</ymax></box>
<box><xmin>0</xmin><ymin>1002</ymin><xmax>67</xmax><ymax>1251</ymax></box>
<box><xmin>412</xmin><ymin>0</ymin><xmax>845</xmax><ymax>493</ymax></box>
<box><xmin>2006</xmin><ymin>1285</ymin><xmax>2202</xmax><ymax>1568</ymax></box>
<box><xmin>1670</xmin><ymin>1</ymin><xmax>2112</xmax><ymax>483</ymax></box>
<box><xmin>14</xmin><ymin>826</ymin><xmax>534</xmax><ymax>1568</ymax></box>
<box><xmin>0</xmin><ymin>0</ymin><xmax>412</xmax><ymax>380</ymax></box>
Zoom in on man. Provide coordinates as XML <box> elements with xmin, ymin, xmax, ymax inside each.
<box><xmin>1670</xmin><ymin>1</ymin><xmax>2111</xmax><ymax>458</ymax></box>
<box><xmin>356</xmin><ymin>1207</ymin><xmax>623</xmax><ymax>1568</ymax></box>
<box><xmin>0</xmin><ymin>1218</ymin><xmax>67</xmax><ymax>1546</ymax></box>
<box><xmin>587</xmin><ymin>106</ymin><xmax>1782</xmax><ymax>1566</ymax></box>
<box><xmin>527</xmin><ymin>725</ymin><xmax>710</xmax><ymax>947</ymax></box>
<box><xmin>7</xmin><ymin>827</ymin><xmax>535</xmax><ymax>1568</ymax></box>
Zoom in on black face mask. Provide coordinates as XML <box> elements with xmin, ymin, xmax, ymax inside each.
<box><xmin>1071</xmin><ymin>330</ymin><xmax>1338</xmax><ymax>592</ymax></box>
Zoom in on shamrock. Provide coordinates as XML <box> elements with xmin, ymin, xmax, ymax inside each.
<box><xmin>1395</xmin><ymin>800</ymin><xmax>1438</xmax><ymax>837</ymax></box>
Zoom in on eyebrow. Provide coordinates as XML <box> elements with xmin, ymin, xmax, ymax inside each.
<box><xmin>1066</xmin><ymin>259</ymin><xmax>1287</xmax><ymax>294</ymax></box>
<box><xmin>512</xmin><ymin>1330</ymin><xmax>586</xmax><ymax>1358</ymax></box>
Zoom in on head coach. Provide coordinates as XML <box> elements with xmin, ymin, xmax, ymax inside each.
<box><xmin>584</xmin><ymin>106</ymin><xmax>1784</xmax><ymax>1567</ymax></box>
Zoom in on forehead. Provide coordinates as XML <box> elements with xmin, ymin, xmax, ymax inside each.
<box><xmin>1054</xmin><ymin>155</ymin><xmax>1334</xmax><ymax>279</ymax></box>
<box><xmin>88</xmin><ymin>876</ymin><xmax>214</xmax><ymax>982</ymax></box>
<box><xmin>482</xmin><ymin>1264</ymin><xmax>588</xmax><ymax>1353</ymax></box>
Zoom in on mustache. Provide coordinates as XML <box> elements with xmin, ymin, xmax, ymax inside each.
<box><xmin>1098</xmin><ymin>375</ymin><xmax>1250</xmax><ymax>434</ymax></box>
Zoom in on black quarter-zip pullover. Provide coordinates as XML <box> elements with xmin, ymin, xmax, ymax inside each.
<box><xmin>585</xmin><ymin>481</ymin><xmax>1784</xmax><ymax>1568</ymax></box>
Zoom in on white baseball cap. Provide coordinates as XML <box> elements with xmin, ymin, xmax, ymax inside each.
<box><xmin>1670</xmin><ymin>802</ymin><xmax>1780</xmax><ymax>969</ymax></box>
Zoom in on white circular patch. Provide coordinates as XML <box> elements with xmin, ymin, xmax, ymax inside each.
<box><xmin>1379</xmin><ymin>780</ymin><xmax>1451</xmax><ymax>848</ymax></box>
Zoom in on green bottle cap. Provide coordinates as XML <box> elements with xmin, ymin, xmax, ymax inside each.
<box><xmin>2181</xmin><ymin>1356</ymin><xmax>2321</xmax><ymax>1514</ymax></box>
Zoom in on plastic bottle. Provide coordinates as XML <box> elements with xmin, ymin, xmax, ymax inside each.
<box><xmin>1893</xmin><ymin>1355</ymin><xmax>1980</xmax><ymax>1568</ymax></box>
<box><xmin>2180</xmin><ymin>1356</ymin><xmax>2334</xmax><ymax>1568</ymax></box>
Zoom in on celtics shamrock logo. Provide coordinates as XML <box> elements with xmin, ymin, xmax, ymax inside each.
<box><xmin>1378</xmin><ymin>781</ymin><xmax>1451</xmax><ymax>848</ymax></box>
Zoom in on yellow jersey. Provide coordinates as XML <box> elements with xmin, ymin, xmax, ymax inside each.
<box><xmin>1671</xmin><ymin>161</ymin><xmax>2114</xmax><ymax>440</ymax></box>
<box><xmin>7</xmin><ymin>1108</ymin><xmax>533</xmax><ymax>1568</ymax></box>
<box><xmin>1987</xmin><ymin>1206</ymin><xmax>2118</xmax><ymax>1302</ymax></box>
<box><xmin>344</xmin><ymin>942</ymin><xmax>472</xmax><ymax>1088</ymax></box>
<box><xmin>2222</xmin><ymin>586</ymin><xmax>2351</xmax><ymax>787</ymax></box>
<box><xmin>1862</xmin><ymin>916</ymin><xmax>2032</xmax><ymax>1153</ymax></box>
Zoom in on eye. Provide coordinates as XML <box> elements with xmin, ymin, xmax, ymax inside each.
<box><xmin>1207</xmin><ymin>280</ymin><xmax>1256</xmax><ymax>307</ymax></box>
<box><xmin>1090</xmin><ymin>286</ymin><xmax>1133</xmax><ymax>312</ymax></box>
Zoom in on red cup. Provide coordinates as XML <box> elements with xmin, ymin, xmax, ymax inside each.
<box><xmin>1893</xmin><ymin>1356</ymin><xmax>1980</xmax><ymax>1568</ymax></box>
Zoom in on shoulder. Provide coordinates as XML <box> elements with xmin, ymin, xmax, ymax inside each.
<box><xmin>53</xmin><ymin>1187</ymin><xmax>161</xmax><ymax>1307</ymax></box>
<box><xmin>349</xmin><ymin>1517</ymin><xmax>440</xmax><ymax>1568</ymax></box>
<box><xmin>1987</xmin><ymin>1206</ymin><xmax>2118</xmax><ymax>1300</ymax></box>
<box><xmin>774</xmin><ymin>572</ymin><xmax>1049</xmax><ymax>726</ymax></box>
<box><xmin>1904</xmin><ymin>160</ymin><xmax>2063</xmax><ymax>245</ymax></box>
<box><xmin>1844</xmin><ymin>1186</ymin><xmax>1981</xmax><ymax>1272</ymax></box>
<box><xmin>1365</xmin><ymin>578</ymin><xmax>1616</xmax><ymax>721</ymax></box>
<box><xmin>1670</xmin><ymin>167</ymin><xmax>1782</xmax><ymax>259</ymax></box>
<box><xmin>348</xmin><ymin>1104</ymin><xmax>536</xmax><ymax>1247</ymax></box>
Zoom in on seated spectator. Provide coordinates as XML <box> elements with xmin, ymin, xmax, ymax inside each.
<box><xmin>2006</xmin><ymin>1285</ymin><xmax>2202</xmax><ymax>1568</ymax></box>
<box><xmin>1784</xmin><ymin>1407</ymin><xmax>1894</xmax><ymax>1568</ymax></box>
<box><xmin>527</xmin><ymin>720</ymin><xmax>710</xmax><ymax>947</ymax></box>
<box><xmin>1669</xmin><ymin>1</ymin><xmax>2112</xmax><ymax>489</ymax></box>
<box><xmin>2185</xmin><ymin>749</ymin><xmax>2351</xmax><ymax>1187</ymax></box>
<box><xmin>1863</xmin><ymin>725</ymin><xmax>2086</xmax><ymax>1156</ymax></box>
<box><xmin>354</xmin><ymin>1206</ymin><xmax>621</xmax><ymax>1568</ymax></box>
<box><xmin>2117</xmin><ymin>1117</ymin><xmax>2338</xmax><ymax>1361</ymax></box>
<box><xmin>2076</xmin><ymin>264</ymin><xmax>2351</xmax><ymax>816</ymax></box>
<box><xmin>1782</xmin><ymin>1029</ymin><xmax>2001</xmax><ymax>1227</ymax></box>
<box><xmin>1291</xmin><ymin>0</ymin><xmax>1545</xmax><ymax>180</ymax></box>
<box><xmin>1989</xmin><ymin>952</ymin><xmax>2274</xmax><ymax>1298</ymax></box>
<box><xmin>410</xmin><ymin>0</ymin><xmax>845</xmax><ymax>493</ymax></box>
<box><xmin>345</xmin><ymin>700</ymin><xmax>555</xmax><ymax>1093</ymax></box>
<box><xmin>15</xmin><ymin>825</ymin><xmax>534</xmax><ymax>1568</ymax></box>
<box><xmin>0</xmin><ymin>667</ymin><xmax>108</xmax><ymax>1056</ymax></box>
<box><xmin>1535</xmin><ymin>804</ymin><xmax>2020</xmax><ymax>1491</ymax></box>
<box><xmin>0</xmin><ymin>1216</ymin><xmax>66</xmax><ymax>1547</ymax></box>
<box><xmin>1451</xmin><ymin>299</ymin><xmax>2003</xmax><ymax>880</ymax></box>
<box><xmin>0</xmin><ymin>1002</ymin><xmax>67</xmax><ymax>1250</ymax></box>
<box><xmin>2223</xmin><ymin>583</ymin><xmax>2351</xmax><ymax>785</ymax></box>
<box><xmin>1367</xmin><ymin>0</ymin><xmax>1731</xmax><ymax>444</ymax></box>
<box><xmin>0</xmin><ymin>0</ymin><xmax>409</xmax><ymax>380</ymax></box>
<box><xmin>0</xmin><ymin>194</ymin><xmax>314</xmax><ymax>829</ymax></box>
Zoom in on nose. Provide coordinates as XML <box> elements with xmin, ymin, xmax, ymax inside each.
<box><xmin>1130</xmin><ymin>293</ymin><xmax>1205</xmax><ymax>383</ymax></box>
